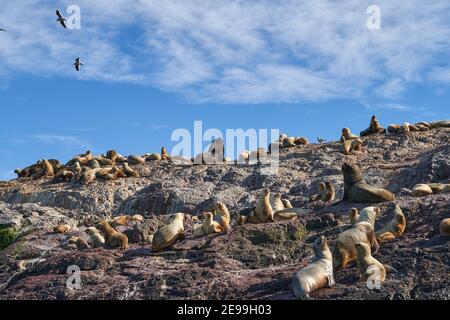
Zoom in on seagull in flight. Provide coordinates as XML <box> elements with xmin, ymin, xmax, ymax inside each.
<box><xmin>74</xmin><ymin>58</ymin><xmax>84</xmax><ymax>71</ymax></box>
<box><xmin>56</xmin><ymin>10</ymin><xmax>67</xmax><ymax>29</ymax></box>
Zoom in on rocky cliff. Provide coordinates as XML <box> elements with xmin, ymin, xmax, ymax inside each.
<box><xmin>0</xmin><ymin>128</ymin><xmax>449</xmax><ymax>300</ymax></box>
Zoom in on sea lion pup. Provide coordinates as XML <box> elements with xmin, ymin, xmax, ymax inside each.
<box><xmin>54</xmin><ymin>224</ymin><xmax>72</xmax><ymax>233</ymax></box>
<box><xmin>123</xmin><ymin>162</ymin><xmax>139</xmax><ymax>178</ymax></box>
<box><xmin>342</xmin><ymin>138</ymin><xmax>363</xmax><ymax>155</ymax></box>
<box><xmin>212</xmin><ymin>201</ymin><xmax>231</xmax><ymax>232</ymax></box>
<box><xmin>412</xmin><ymin>184</ymin><xmax>433</xmax><ymax>197</ymax></box>
<box><xmin>97</xmin><ymin>220</ymin><xmax>129</xmax><ymax>250</ymax></box>
<box><xmin>292</xmin><ymin>236</ymin><xmax>334</xmax><ymax>299</ymax></box>
<box><xmin>283</xmin><ymin>137</ymin><xmax>296</xmax><ymax>148</ymax></box>
<box><xmin>161</xmin><ymin>147</ymin><xmax>170</xmax><ymax>161</ymax></box>
<box><xmin>270</xmin><ymin>193</ymin><xmax>285</xmax><ymax>212</ymax></box>
<box><xmin>332</xmin><ymin>206</ymin><xmax>380</xmax><ymax>269</ymax></box>
<box><xmin>342</xmin><ymin>163</ymin><xmax>395</xmax><ymax>203</ymax></box>
<box><xmin>152</xmin><ymin>213</ymin><xmax>185</xmax><ymax>252</ymax></box>
<box><xmin>127</xmin><ymin>155</ymin><xmax>145</xmax><ymax>165</ymax></box>
<box><xmin>349</xmin><ymin>208</ymin><xmax>360</xmax><ymax>225</ymax></box>
<box><xmin>310</xmin><ymin>182</ymin><xmax>326</xmax><ymax>202</ymax></box>
<box><xmin>106</xmin><ymin>150</ymin><xmax>118</xmax><ymax>162</ymax></box>
<box><xmin>69</xmin><ymin>236</ymin><xmax>90</xmax><ymax>250</ymax></box>
<box><xmin>282</xmin><ymin>199</ymin><xmax>293</xmax><ymax>208</ymax></box>
<box><xmin>360</xmin><ymin>115</ymin><xmax>386</xmax><ymax>137</ymax></box>
<box><xmin>355</xmin><ymin>242</ymin><xmax>386</xmax><ymax>283</ymax></box>
<box><xmin>294</xmin><ymin>137</ymin><xmax>309</xmax><ymax>145</ymax></box>
<box><xmin>254</xmin><ymin>188</ymin><xmax>275</xmax><ymax>223</ymax></box>
<box><xmin>86</xmin><ymin>227</ymin><xmax>105</xmax><ymax>248</ymax></box>
<box><xmin>440</xmin><ymin>218</ymin><xmax>450</xmax><ymax>236</ymax></box>
<box><xmin>192</xmin><ymin>212</ymin><xmax>222</xmax><ymax>238</ymax></box>
<box><xmin>375</xmin><ymin>205</ymin><xmax>406</xmax><ymax>243</ymax></box>
<box><xmin>340</xmin><ymin>128</ymin><xmax>359</xmax><ymax>142</ymax></box>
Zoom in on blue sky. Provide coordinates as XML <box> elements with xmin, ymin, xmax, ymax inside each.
<box><xmin>1</xmin><ymin>0</ymin><xmax>450</xmax><ymax>180</ymax></box>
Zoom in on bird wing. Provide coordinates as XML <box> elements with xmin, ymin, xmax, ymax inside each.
<box><xmin>75</xmin><ymin>64</ymin><xmax>80</xmax><ymax>71</ymax></box>
<box><xmin>59</xmin><ymin>20</ymin><xmax>67</xmax><ymax>28</ymax></box>
<box><xmin>56</xmin><ymin>10</ymin><xmax>63</xmax><ymax>19</ymax></box>
<box><xmin>75</xmin><ymin>58</ymin><xmax>80</xmax><ymax>63</ymax></box>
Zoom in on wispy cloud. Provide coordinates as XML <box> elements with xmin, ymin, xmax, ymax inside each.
<box><xmin>1</xmin><ymin>0</ymin><xmax>450</xmax><ymax>104</ymax></box>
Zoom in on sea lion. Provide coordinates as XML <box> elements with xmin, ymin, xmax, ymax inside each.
<box><xmin>146</xmin><ymin>153</ymin><xmax>162</xmax><ymax>161</ymax></box>
<box><xmin>342</xmin><ymin>163</ymin><xmax>395</xmax><ymax>203</ymax></box>
<box><xmin>349</xmin><ymin>208</ymin><xmax>360</xmax><ymax>225</ymax></box>
<box><xmin>283</xmin><ymin>137</ymin><xmax>296</xmax><ymax>148</ymax></box>
<box><xmin>236</xmin><ymin>208</ymin><xmax>262</xmax><ymax>225</ymax></box>
<box><xmin>161</xmin><ymin>147</ymin><xmax>170</xmax><ymax>160</ymax></box>
<box><xmin>238</xmin><ymin>150</ymin><xmax>250</xmax><ymax>163</ymax></box>
<box><xmin>53</xmin><ymin>168</ymin><xmax>74</xmax><ymax>183</ymax></box>
<box><xmin>106</xmin><ymin>150</ymin><xmax>118</xmax><ymax>162</ymax></box>
<box><xmin>254</xmin><ymin>188</ymin><xmax>274</xmax><ymax>223</ymax></box>
<box><xmin>340</xmin><ymin>128</ymin><xmax>359</xmax><ymax>142</ymax></box>
<box><xmin>81</xmin><ymin>169</ymin><xmax>97</xmax><ymax>185</ymax></box>
<box><xmin>112</xmin><ymin>215</ymin><xmax>132</xmax><ymax>226</ymax></box>
<box><xmin>68</xmin><ymin>236</ymin><xmax>90</xmax><ymax>250</ymax></box>
<box><xmin>355</xmin><ymin>242</ymin><xmax>386</xmax><ymax>283</ymax></box>
<box><xmin>127</xmin><ymin>155</ymin><xmax>145</xmax><ymax>165</ymax></box>
<box><xmin>54</xmin><ymin>224</ymin><xmax>72</xmax><ymax>233</ymax></box>
<box><xmin>273</xmin><ymin>207</ymin><xmax>313</xmax><ymax>220</ymax></box>
<box><xmin>375</xmin><ymin>205</ymin><xmax>406</xmax><ymax>243</ymax></box>
<box><xmin>360</xmin><ymin>115</ymin><xmax>386</xmax><ymax>137</ymax></box>
<box><xmin>131</xmin><ymin>214</ymin><xmax>145</xmax><ymax>223</ymax></box>
<box><xmin>152</xmin><ymin>213</ymin><xmax>185</xmax><ymax>252</ymax></box>
<box><xmin>212</xmin><ymin>201</ymin><xmax>231</xmax><ymax>232</ymax></box>
<box><xmin>123</xmin><ymin>163</ymin><xmax>139</xmax><ymax>178</ymax></box>
<box><xmin>72</xmin><ymin>162</ymin><xmax>82</xmax><ymax>177</ymax></box>
<box><xmin>398</xmin><ymin>123</ymin><xmax>410</xmax><ymax>134</ymax></box>
<box><xmin>310</xmin><ymin>182</ymin><xmax>326</xmax><ymax>202</ymax></box>
<box><xmin>429</xmin><ymin>120</ymin><xmax>450</xmax><ymax>129</ymax></box>
<box><xmin>440</xmin><ymin>218</ymin><xmax>450</xmax><ymax>236</ymax></box>
<box><xmin>192</xmin><ymin>212</ymin><xmax>222</xmax><ymax>238</ymax></box>
<box><xmin>270</xmin><ymin>193</ymin><xmax>285</xmax><ymax>212</ymax></box>
<box><xmin>412</xmin><ymin>184</ymin><xmax>433</xmax><ymax>197</ymax></box>
<box><xmin>342</xmin><ymin>139</ymin><xmax>362</xmax><ymax>155</ymax></box>
<box><xmin>427</xmin><ymin>183</ymin><xmax>448</xmax><ymax>194</ymax></box>
<box><xmin>332</xmin><ymin>206</ymin><xmax>380</xmax><ymax>269</ymax></box>
<box><xmin>97</xmin><ymin>220</ymin><xmax>129</xmax><ymax>250</ymax></box>
<box><xmin>387</xmin><ymin>124</ymin><xmax>401</xmax><ymax>134</ymax></box>
<box><xmin>85</xmin><ymin>227</ymin><xmax>105</xmax><ymax>248</ymax></box>
<box><xmin>279</xmin><ymin>134</ymin><xmax>288</xmax><ymax>142</ymax></box>
<box><xmin>42</xmin><ymin>159</ymin><xmax>54</xmax><ymax>178</ymax></box>
<box><xmin>294</xmin><ymin>137</ymin><xmax>309</xmax><ymax>145</ymax></box>
<box><xmin>96</xmin><ymin>157</ymin><xmax>114</xmax><ymax>166</ymax></box>
<box><xmin>87</xmin><ymin>159</ymin><xmax>101</xmax><ymax>169</ymax></box>
<box><xmin>292</xmin><ymin>236</ymin><xmax>334</xmax><ymax>299</ymax></box>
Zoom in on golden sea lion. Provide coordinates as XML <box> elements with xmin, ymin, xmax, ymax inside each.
<box><xmin>106</xmin><ymin>150</ymin><xmax>118</xmax><ymax>162</ymax></box>
<box><xmin>375</xmin><ymin>205</ymin><xmax>406</xmax><ymax>243</ymax></box>
<box><xmin>324</xmin><ymin>182</ymin><xmax>336</xmax><ymax>201</ymax></box>
<box><xmin>254</xmin><ymin>188</ymin><xmax>274</xmax><ymax>223</ymax></box>
<box><xmin>68</xmin><ymin>236</ymin><xmax>90</xmax><ymax>250</ymax></box>
<box><xmin>54</xmin><ymin>224</ymin><xmax>72</xmax><ymax>234</ymax></box>
<box><xmin>212</xmin><ymin>201</ymin><xmax>230</xmax><ymax>232</ymax></box>
<box><xmin>360</xmin><ymin>115</ymin><xmax>386</xmax><ymax>137</ymax></box>
<box><xmin>332</xmin><ymin>206</ymin><xmax>380</xmax><ymax>269</ymax></box>
<box><xmin>310</xmin><ymin>182</ymin><xmax>326</xmax><ymax>202</ymax></box>
<box><xmin>355</xmin><ymin>242</ymin><xmax>386</xmax><ymax>283</ymax></box>
<box><xmin>342</xmin><ymin>163</ymin><xmax>395</xmax><ymax>203</ymax></box>
<box><xmin>127</xmin><ymin>155</ymin><xmax>145</xmax><ymax>165</ymax></box>
<box><xmin>292</xmin><ymin>236</ymin><xmax>334</xmax><ymax>299</ymax></box>
<box><xmin>294</xmin><ymin>137</ymin><xmax>309</xmax><ymax>145</ymax></box>
<box><xmin>97</xmin><ymin>220</ymin><xmax>128</xmax><ymax>250</ymax></box>
<box><xmin>123</xmin><ymin>163</ymin><xmax>139</xmax><ymax>178</ymax></box>
<box><xmin>282</xmin><ymin>199</ymin><xmax>293</xmax><ymax>208</ymax></box>
<box><xmin>342</xmin><ymin>139</ymin><xmax>362</xmax><ymax>155</ymax></box>
<box><xmin>192</xmin><ymin>212</ymin><xmax>222</xmax><ymax>238</ymax></box>
<box><xmin>412</xmin><ymin>184</ymin><xmax>433</xmax><ymax>197</ymax></box>
<box><xmin>340</xmin><ymin>128</ymin><xmax>359</xmax><ymax>142</ymax></box>
<box><xmin>152</xmin><ymin>213</ymin><xmax>185</xmax><ymax>252</ymax></box>
<box><xmin>161</xmin><ymin>147</ymin><xmax>170</xmax><ymax>160</ymax></box>
<box><xmin>146</xmin><ymin>153</ymin><xmax>162</xmax><ymax>161</ymax></box>
<box><xmin>270</xmin><ymin>193</ymin><xmax>285</xmax><ymax>212</ymax></box>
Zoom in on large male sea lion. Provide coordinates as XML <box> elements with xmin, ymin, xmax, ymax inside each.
<box><xmin>342</xmin><ymin>163</ymin><xmax>395</xmax><ymax>203</ymax></box>
<box><xmin>292</xmin><ymin>236</ymin><xmax>334</xmax><ymax>299</ymax></box>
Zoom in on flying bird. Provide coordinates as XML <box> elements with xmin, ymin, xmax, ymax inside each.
<box><xmin>56</xmin><ymin>10</ymin><xmax>67</xmax><ymax>29</ymax></box>
<box><xmin>0</xmin><ymin>28</ymin><xmax>6</xmax><ymax>32</ymax></box>
<box><xmin>74</xmin><ymin>58</ymin><xmax>84</xmax><ymax>71</ymax></box>
<box><xmin>317</xmin><ymin>137</ymin><xmax>327</xmax><ymax>144</ymax></box>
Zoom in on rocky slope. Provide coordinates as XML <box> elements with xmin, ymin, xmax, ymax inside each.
<box><xmin>0</xmin><ymin>128</ymin><xmax>449</xmax><ymax>300</ymax></box>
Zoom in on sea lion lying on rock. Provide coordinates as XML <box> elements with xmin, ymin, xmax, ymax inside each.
<box><xmin>375</xmin><ymin>204</ymin><xmax>406</xmax><ymax>243</ymax></box>
<box><xmin>360</xmin><ymin>115</ymin><xmax>386</xmax><ymax>137</ymax></box>
<box><xmin>342</xmin><ymin>163</ymin><xmax>395</xmax><ymax>203</ymax></box>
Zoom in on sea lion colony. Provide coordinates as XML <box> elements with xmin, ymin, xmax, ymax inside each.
<box><xmin>8</xmin><ymin>116</ymin><xmax>450</xmax><ymax>299</ymax></box>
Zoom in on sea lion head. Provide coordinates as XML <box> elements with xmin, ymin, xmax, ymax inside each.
<box><xmin>342</xmin><ymin>163</ymin><xmax>363</xmax><ymax>185</ymax></box>
<box><xmin>313</xmin><ymin>235</ymin><xmax>332</xmax><ymax>260</ymax></box>
<box><xmin>325</xmin><ymin>182</ymin><xmax>334</xmax><ymax>190</ymax></box>
<box><xmin>172</xmin><ymin>212</ymin><xmax>185</xmax><ymax>223</ymax></box>
<box><xmin>342</xmin><ymin>128</ymin><xmax>350</xmax><ymax>135</ymax></box>
<box><xmin>262</xmin><ymin>188</ymin><xmax>270</xmax><ymax>196</ymax></box>
<box><xmin>357</xmin><ymin>206</ymin><xmax>380</xmax><ymax>226</ymax></box>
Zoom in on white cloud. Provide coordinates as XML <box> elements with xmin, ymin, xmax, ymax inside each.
<box><xmin>1</xmin><ymin>0</ymin><xmax>450</xmax><ymax>104</ymax></box>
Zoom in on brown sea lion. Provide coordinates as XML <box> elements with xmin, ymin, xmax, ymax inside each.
<box><xmin>375</xmin><ymin>204</ymin><xmax>406</xmax><ymax>243</ymax></box>
<box><xmin>152</xmin><ymin>213</ymin><xmax>185</xmax><ymax>251</ymax></box>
